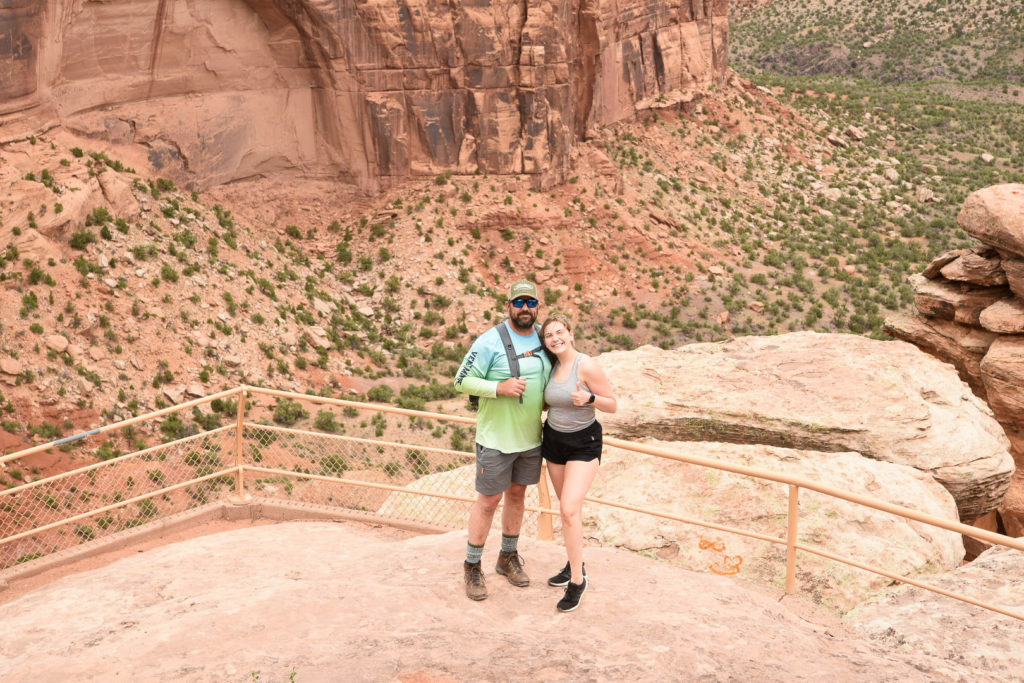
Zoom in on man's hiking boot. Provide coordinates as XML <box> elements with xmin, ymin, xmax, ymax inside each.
<box><xmin>464</xmin><ymin>561</ymin><xmax>488</xmax><ymax>601</ymax></box>
<box><xmin>557</xmin><ymin>576</ymin><xmax>588</xmax><ymax>612</ymax></box>
<box><xmin>495</xmin><ymin>550</ymin><xmax>530</xmax><ymax>586</ymax></box>
<box><xmin>547</xmin><ymin>561</ymin><xmax>586</xmax><ymax>587</ymax></box>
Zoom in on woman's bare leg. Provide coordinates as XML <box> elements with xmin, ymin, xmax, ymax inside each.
<box><xmin>559</xmin><ymin>459</ymin><xmax>599</xmax><ymax>584</ymax></box>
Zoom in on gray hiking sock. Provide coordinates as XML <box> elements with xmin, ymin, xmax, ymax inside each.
<box><xmin>500</xmin><ymin>534</ymin><xmax>519</xmax><ymax>553</ymax></box>
<box><xmin>466</xmin><ymin>541</ymin><xmax>484</xmax><ymax>565</ymax></box>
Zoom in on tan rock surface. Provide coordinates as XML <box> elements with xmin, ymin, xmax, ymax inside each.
<box><xmin>958</xmin><ymin>184</ymin><xmax>1024</xmax><ymax>258</ymax></box>
<box><xmin>599</xmin><ymin>332</ymin><xmax>1013</xmax><ymax>521</ymax></box>
<box><xmin>884</xmin><ymin>313</ymin><xmax>997</xmax><ymax>398</ymax></box>
<box><xmin>979</xmin><ymin>296</ymin><xmax>1024</xmax><ymax>334</ymax></box>
<box><xmin>1001</xmin><ymin>255</ymin><xmax>1024</xmax><ymax>298</ymax></box>
<box><xmin>0</xmin><ymin>521</ymin><xmax>994</xmax><ymax>682</ymax></box>
<box><xmin>938</xmin><ymin>248</ymin><xmax>1007</xmax><ymax>287</ymax></box>
<box><xmin>587</xmin><ymin>441</ymin><xmax>963</xmax><ymax>614</ymax></box>
<box><xmin>921</xmin><ymin>249</ymin><xmax>965</xmax><ymax>279</ymax></box>
<box><xmin>1000</xmin><ymin>469</ymin><xmax>1024</xmax><ymax>538</ymax></box>
<box><xmin>980</xmin><ymin>338</ymin><xmax>1024</xmax><ymax>448</ymax></box>
<box><xmin>849</xmin><ymin>545</ymin><xmax>1024</xmax><ymax>681</ymax></box>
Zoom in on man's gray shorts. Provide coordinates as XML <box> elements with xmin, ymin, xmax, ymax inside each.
<box><xmin>475</xmin><ymin>443</ymin><xmax>542</xmax><ymax>495</ymax></box>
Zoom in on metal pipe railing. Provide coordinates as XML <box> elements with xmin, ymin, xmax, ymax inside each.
<box><xmin>0</xmin><ymin>386</ymin><xmax>243</xmax><ymax>466</ymax></box>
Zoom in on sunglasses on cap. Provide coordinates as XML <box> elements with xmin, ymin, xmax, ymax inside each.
<box><xmin>510</xmin><ymin>297</ymin><xmax>539</xmax><ymax>309</ymax></box>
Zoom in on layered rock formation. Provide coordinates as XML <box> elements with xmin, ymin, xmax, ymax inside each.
<box><xmin>0</xmin><ymin>0</ymin><xmax>729</xmax><ymax>189</ymax></box>
<box><xmin>886</xmin><ymin>184</ymin><xmax>1024</xmax><ymax>536</ymax></box>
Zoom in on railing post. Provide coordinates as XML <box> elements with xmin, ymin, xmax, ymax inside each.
<box><xmin>536</xmin><ymin>461</ymin><xmax>555</xmax><ymax>541</ymax></box>
<box><xmin>786</xmin><ymin>484</ymin><xmax>799</xmax><ymax>594</ymax></box>
<box><xmin>230</xmin><ymin>387</ymin><xmax>250</xmax><ymax>503</ymax></box>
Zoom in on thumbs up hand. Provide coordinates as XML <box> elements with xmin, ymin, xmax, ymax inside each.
<box><xmin>571</xmin><ymin>381</ymin><xmax>591</xmax><ymax>406</ymax></box>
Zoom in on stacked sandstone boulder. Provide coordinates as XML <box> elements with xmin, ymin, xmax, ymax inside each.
<box><xmin>887</xmin><ymin>183</ymin><xmax>1024</xmax><ymax>536</ymax></box>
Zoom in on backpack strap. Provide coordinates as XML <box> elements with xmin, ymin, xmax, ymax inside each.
<box><xmin>495</xmin><ymin>322</ymin><xmax>520</xmax><ymax>379</ymax></box>
<box><xmin>495</xmin><ymin>320</ymin><xmax>544</xmax><ymax>404</ymax></box>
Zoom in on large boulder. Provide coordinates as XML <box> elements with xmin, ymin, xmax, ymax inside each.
<box><xmin>588</xmin><ymin>440</ymin><xmax>963</xmax><ymax>614</ymax></box>
<box><xmin>848</xmin><ymin>545</ymin><xmax>1024</xmax><ymax>680</ymax></box>
<box><xmin>599</xmin><ymin>332</ymin><xmax>1013</xmax><ymax>521</ymax></box>
<box><xmin>958</xmin><ymin>184</ymin><xmax>1024</xmax><ymax>258</ymax></box>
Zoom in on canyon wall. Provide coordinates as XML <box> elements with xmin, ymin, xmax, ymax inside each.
<box><xmin>0</xmin><ymin>0</ymin><xmax>729</xmax><ymax>189</ymax></box>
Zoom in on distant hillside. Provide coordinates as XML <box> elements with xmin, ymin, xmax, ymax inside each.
<box><xmin>731</xmin><ymin>0</ymin><xmax>1024</xmax><ymax>85</ymax></box>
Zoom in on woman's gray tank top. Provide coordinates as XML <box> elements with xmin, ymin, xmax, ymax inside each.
<box><xmin>544</xmin><ymin>353</ymin><xmax>596</xmax><ymax>432</ymax></box>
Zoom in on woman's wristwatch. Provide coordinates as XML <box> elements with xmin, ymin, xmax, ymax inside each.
<box><xmin>587</xmin><ymin>393</ymin><xmax>596</xmax><ymax>405</ymax></box>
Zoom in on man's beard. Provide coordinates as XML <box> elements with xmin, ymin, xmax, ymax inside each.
<box><xmin>510</xmin><ymin>308</ymin><xmax>536</xmax><ymax>331</ymax></box>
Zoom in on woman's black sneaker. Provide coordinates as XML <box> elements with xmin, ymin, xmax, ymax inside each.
<box><xmin>547</xmin><ymin>562</ymin><xmax>585</xmax><ymax>587</ymax></box>
<box><xmin>557</xmin><ymin>576</ymin><xmax>588</xmax><ymax>612</ymax></box>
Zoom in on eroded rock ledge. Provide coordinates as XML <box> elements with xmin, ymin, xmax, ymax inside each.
<box><xmin>0</xmin><ymin>0</ymin><xmax>729</xmax><ymax>189</ymax></box>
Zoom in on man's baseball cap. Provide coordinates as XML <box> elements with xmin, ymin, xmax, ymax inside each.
<box><xmin>508</xmin><ymin>280</ymin><xmax>539</xmax><ymax>300</ymax></box>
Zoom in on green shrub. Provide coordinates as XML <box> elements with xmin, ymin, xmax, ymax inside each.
<box><xmin>70</xmin><ymin>230</ymin><xmax>96</xmax><ymax>250</ymax></box>
<box><xmin>272</xmin><ymin>398</ymin><xmax>309</xmax><ymax>426</ymax></box>
<box><xmin>314</xmin><ymin>410</ymin><xmax>339</xmax><ymax>432</ymax></box>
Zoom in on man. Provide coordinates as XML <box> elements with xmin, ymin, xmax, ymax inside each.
<box><xmin>454</xmin><ymin>280</ymin><xmax>552</xmax><ymax>600</ymax></box>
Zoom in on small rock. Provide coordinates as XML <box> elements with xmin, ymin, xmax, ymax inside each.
<box><xmin>0</xmin><ymin>358</ymin><xmax>23</xmax><ymax>375</ymax></box>
<box><xmin>826</xmin><ymin>134</ymin><xmax>848</xmax><ymax>149</ymax></box>
<box><xmin>45</xmin><ymin>334</ymin><xmax>69</xmax><ymax>353</ymax></box>
<box><xmin>844</xmin><ymin>125</ymin><xmax>868</xmax><ymax>141</ymax></box>
<box><xmin>164</xmin><ymin>386</ymin><xmax>186</xmax><ymax>405</ymax></box>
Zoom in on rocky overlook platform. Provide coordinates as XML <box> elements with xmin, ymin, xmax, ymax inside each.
<box><xmin>1</xmin><ymin>519</ymin><xmax>1018</xmax><ymax>682</ymax></box>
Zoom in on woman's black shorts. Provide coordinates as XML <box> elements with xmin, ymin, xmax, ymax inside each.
<box><xmin>542</xmin><ymin>420</ymin><xmax>602</xmax><ymax>465</ymax></box>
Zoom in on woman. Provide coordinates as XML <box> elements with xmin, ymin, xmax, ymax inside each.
<box><xmin>540</xmin><ymin>314</ymin><xmax>617</xmax><ymax>612</ymax></box>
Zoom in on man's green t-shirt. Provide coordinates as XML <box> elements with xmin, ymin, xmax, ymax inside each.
<box><xmin>454</xmin><ymin>320</ymin><xmax>552</xmax><ymax>453</ymax></box>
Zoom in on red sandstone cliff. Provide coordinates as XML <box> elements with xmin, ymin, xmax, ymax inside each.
<box><xmin>0</xmin><ymin>0</ymin><xmax>728</xmax><ymax>189</ymax></box>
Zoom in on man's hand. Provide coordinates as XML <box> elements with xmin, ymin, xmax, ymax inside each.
<box><xmin>496</xmin><ymin>377</ymin><xmax>527</xmax><ymax>398</ymax></box>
